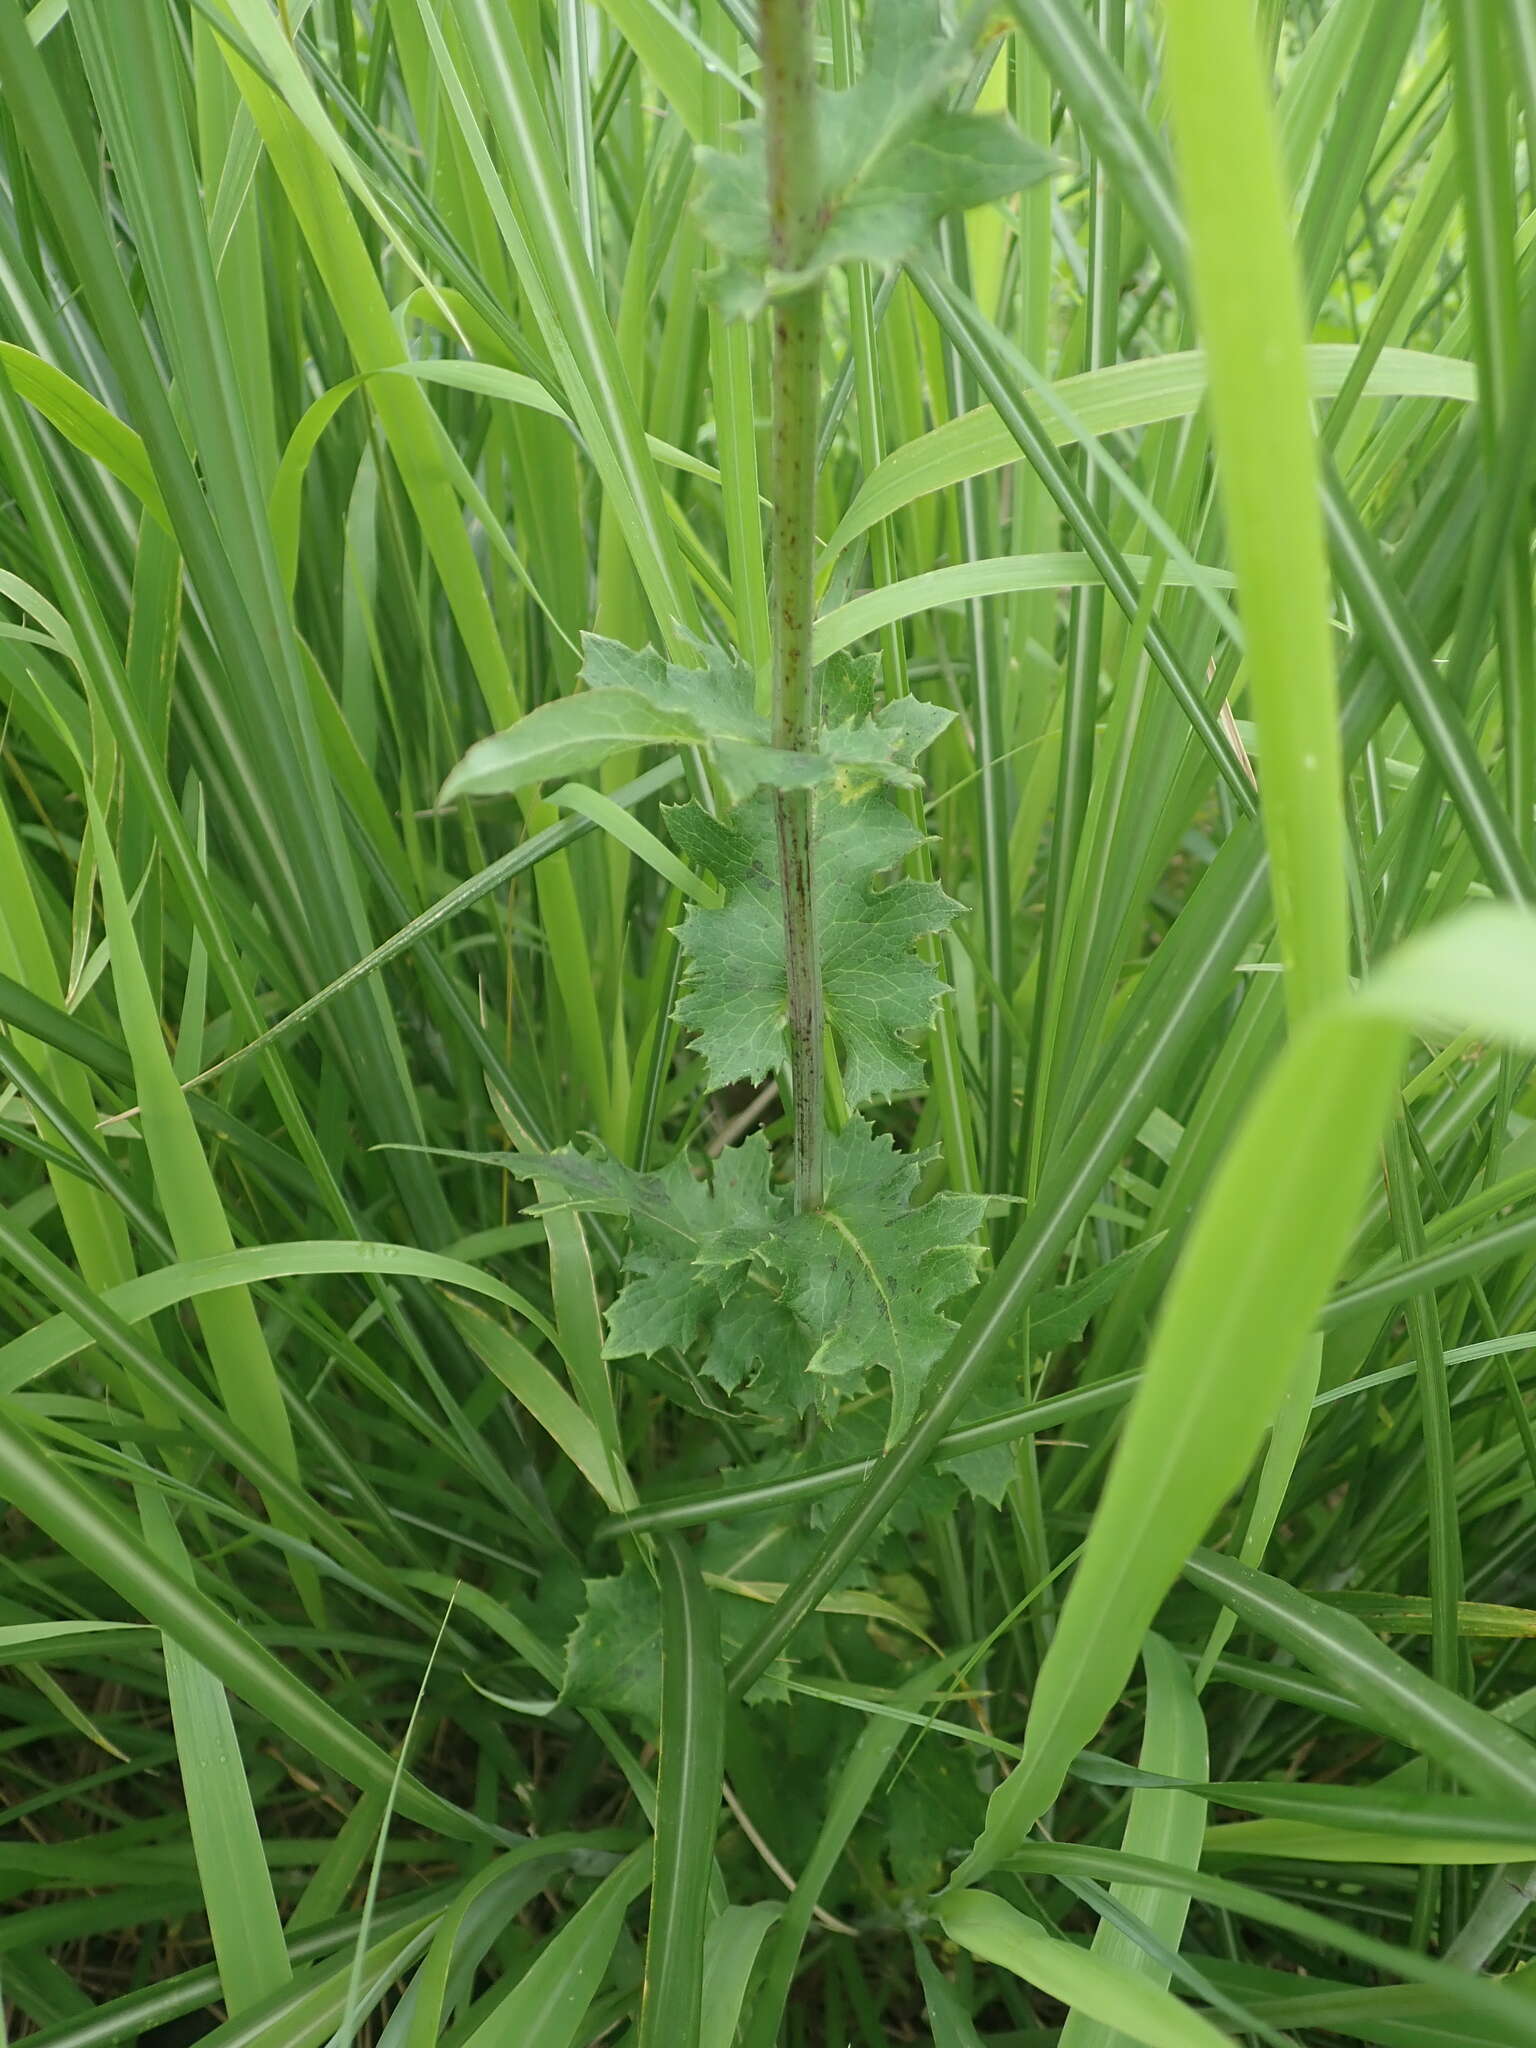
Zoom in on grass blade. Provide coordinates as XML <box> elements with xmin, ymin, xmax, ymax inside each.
<box><xmin>1162</xmin><ymin>0</ymin><xmax>1347</xmax><ymax>1022</ymax></box>
<box><xmin>459</xmin><ymin>1849</ymin><xmax>652</xmax><ymax>2048</ymax></box>
<box><xmin>1183</xmin><ymin>1550</ymin><xmax>1536</xmax><ymax>1832</ymax></box>
<box><xmin>940</xmin><ymin>1892</ymin><xmax>1229</xmax><ymax>2048</ymax></box>
<box><xmin>957</xmin><ymin>906</ymin><xmax>1536</xmax><ymax>1881</ymax></box>
<box><xmin>0</xmin><ymin>1403</ymin><xmax>498</xmax><ymax>1843</ymax></box>
<box><xmin>639</xmin><ymin>1535</ymin><xmax>726</xmax><ymax>2048</ymax></box>
<box><xmin>1062</xmin><ymin>1635</ymin><xmax>1208</xmax><ymax>2048</ymax></box>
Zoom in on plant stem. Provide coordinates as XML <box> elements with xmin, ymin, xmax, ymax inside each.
<box><xmin>762</xmin><ymin>0</ymin><xmax>824</xmax><ymax>1210</ymax></box>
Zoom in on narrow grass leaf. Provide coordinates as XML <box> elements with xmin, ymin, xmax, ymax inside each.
<box><xmin>0</xmin><ymin>1404</ymin><xmax>501</xmax><ymax>1844</ymax></box>
<box><xmin>137</xmin><ymin>1490</ymin><xmax>291</xmax><ymax>2018</ymax></box>
<box><xmin>90</xmin><ymin>800</ymin><xmax>307</xmax><ymax>1550</ymax></box>
<box><xmin>822</xmin><ymin>347</ymin><xmax>1474</xmax><ymax>567</ymax></box>
<box><xmin>812</xmin><ymin>555</ymin><xmax>1232</xmax><ymax>664</ymax></box>
<box><xmin>1183</xmin><ymin>1550</ymin><xmax>1536</xmax><ymax>1832</ymax></box>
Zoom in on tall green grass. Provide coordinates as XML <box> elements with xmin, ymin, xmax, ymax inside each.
<box><xmin>2</xmin><ymin>0</ymin><xmax>1536</xmax><ymax>2041</ymax></box>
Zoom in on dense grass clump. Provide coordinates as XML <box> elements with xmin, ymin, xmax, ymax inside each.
<box><xmin>3</xmin><ymin>0</ymin><xmax>1536</xmax><ymax>2041</ymax></box>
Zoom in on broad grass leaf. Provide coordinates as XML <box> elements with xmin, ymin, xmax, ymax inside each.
<box><xmin>639</xmin><ymin>1535</ymin><xmax>726</xmax><ymax>2048</ymax></box>
<box><xmin>451</xmin><ymin>1302</ymin><xmax>637</xmax><ymax>1513</ymax></box>
<box><xmin>700</xmin><ymin>1903</ymin><xmax>782</xmax><ymax>2048</ymax></box>
<box><xmin>457</xmin><ymin>1849</ymin><xmax>651</xmax><ymax>2048</ymax></box>
<box><xmin>1062</xmin><ymin>1635</ymin><xmax>1207</xmax><ymax>2048</ymax></box>
<box><xmin>139</xmin><ymin>1490</ymin><xmax>291</xmax><ymax>2018</ymax></box>
<box><xmin>957</xmin><ymin>907</ymin><xmax>1536</xmax><ymax>1883</ymax></box>
<box><xmin>403</xmin><ymin>1843</ymin><xmax>605</xmax><ymax>2048</ymax></box>
<box><xmin>1197</xmin><ymin>1768</ymin><xmax>1536</xmax><ymax>1865</ymax></box>
<box><xmin>940</xmin><ymin>1892</ymin><xmax>1231</xmax><ymax>2048</ymax></box>
<box><xmin>547</xmin><ymin>781</ymin><xmax>724</xmax><ymax>904</ymax></box>
<box><xmin>1204</xmin><ymin>1821</ymin><xmax>1536</xmax><ymax>1867</ymax></box>
<box><xmin>1003</xmin><ymin>1842</ymin><xmax>1536</xmax><ymax>2046</ymax></box>
<box><xmin>1166</xmin><ymin>0</ymin><xmax>1348</xmax><ymax>1024</ymax></box>
<box><xmin>812</xmin><ymin>553</ymin><xmax>1233</xmax><ymax>663</ymax></box>
<box><xmin>0</xmin><ymin>343</ymin><xmax>170</xmax><ymax>528</ymax></box>
<box><xmin>957</xmin><ymin>1007</ymin><xmax>1400</xmax><ymax>1880</ymax></box>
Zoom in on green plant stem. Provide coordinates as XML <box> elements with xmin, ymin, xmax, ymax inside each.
<box><xmin>761</xmin><ymin>0</ymin><xmax>825</xmax><ymax>1212</ymax></box>
<box><xmin>827</xmin><ymin>0</ymin><xmax>977</xmax><ymax>1200</ymax></box>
